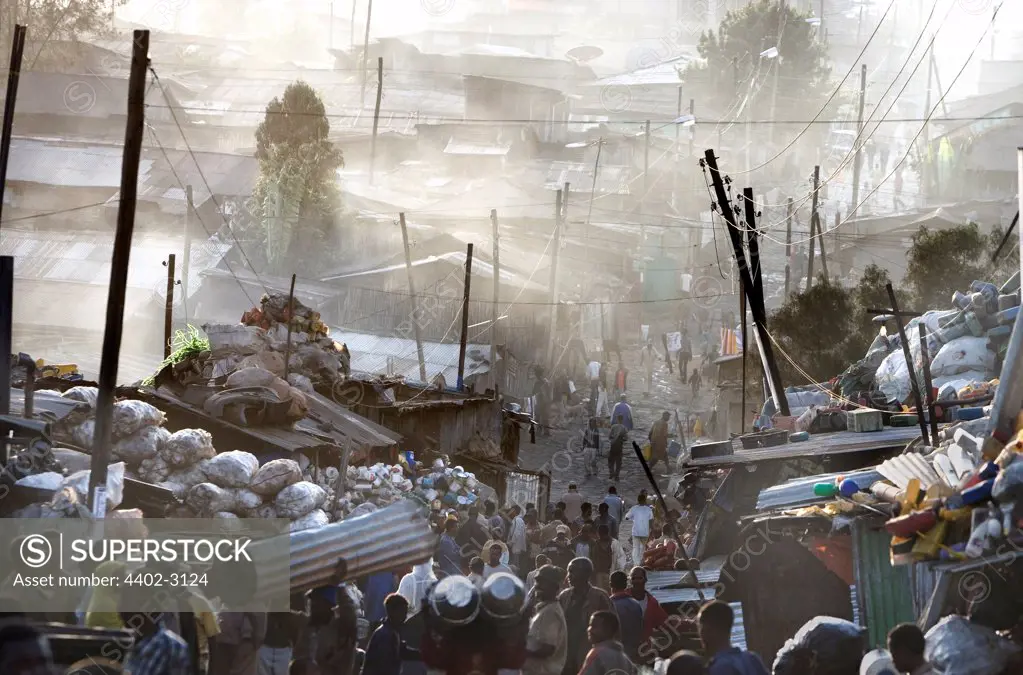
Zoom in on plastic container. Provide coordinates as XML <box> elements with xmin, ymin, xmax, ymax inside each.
<box><xmin>890</xmin><ymin>413</ymin><xmax>920</xmax><ymax>427</ymax></box>
<box><xmin>961</xmin><ymin>478</ymin><xmax>994</xmax><ymax>506</ymax></box>
<box><xmin>956</xmin><ymin>407</ymin><xmax>986</xmax><ymax>422</ymax></box>
<box><xmin>789</xmin><ymin>431</ymin><xmax>809</xmax><ymax>442</ymax></box>
<box><xmin>847</xmin><ymin>408</ymin><xmax>883</xmax><ymax>432</ymax></box>
<box><xmin>839</xmin><ymin>479</ymin><xmax>861</xmax><ymax>497</ymax></box>
<box><xmin>813</xmin><ymin>482</ymin><xmax>839</xmax><ymax>498</ymax></box>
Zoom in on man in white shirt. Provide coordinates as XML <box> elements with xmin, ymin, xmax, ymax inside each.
<box><xmin>562</xmin><ymin>484</ymin><xmax>584</xmax><ymax>523</ymax></box>
<box><xmin>483</xmin><ymin>544</ymin><xmax>513</xmax><ymax>579</ymax></box>
<box><xmin>508</xmin><ymin>506</ymin><xmax>528</xmax><ymax>571</ymax></box>
<box><xmin>625</xmin><ymin>493</ymin><xmax>654</xmax><ymax>567</ymax></box>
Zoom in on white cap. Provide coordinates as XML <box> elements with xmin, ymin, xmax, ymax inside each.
<box><xmin>860</xmin><ymin>649</ymin><xmax>898</xmax><ymax>675</ymax></box>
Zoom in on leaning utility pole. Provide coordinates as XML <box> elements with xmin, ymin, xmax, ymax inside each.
<box><xmin>182</xmin><ymin>184</ymin><xmax>193</xmax><ymax>323</ymax></box>
<box><xmin>359</xmin><ymin>0</ymin><xmax>374</xmax><ymax>106</ymax></box>
<box><xmin>784</xmin><ymin>197</ymin><xmax>793</xmax><ymax>297</ymax></box>
<box><xmin>547</xmin><ymin>189</ymin><xmax>563</xmax><ymax>366</ymax></box>
<box><xmin>399</xmin><ymin>213</ymin><xmax>427</xmax><ymax>384</ymax></box>
<box><xmin>369</xmin><ymin>57</ymin><xmax>383</xmax><ymax>184</ymax></box>
<box><xmin>490</xmin><ymin>209</ymin><xmax>500</xmax><ymax>393</ymax></box>
<box><xmin>89</xmin><ymin>30</ymin><xmax>150</xmax><ymax>516</ymax></box>
<box><xmin>163</xmin><ymin>254</ymin><xmax>175</xmax><ymax>359</ymax></box>
<box><xmin>807</xmin><ymin>165</ymin><xmax>821</xmax><ymax>289</ymax></box>
<box><xmin>0</xmin><ymin>24</ymin><xmax>26</xmax><ymax>228</ymax></box>
<box><xmin>703</xmin><ymin>149</ymin><xmax>789</xmax><ymax>416</ymax></box>
<box><xmin>850</xmin><ymin>64</ymin><xmax>867</xmax><ymax>224</ymax></box>
<box><xmin>456</xmin><ymin>243</ymin><xmax>474</xmax><ymax>391</ymax></box>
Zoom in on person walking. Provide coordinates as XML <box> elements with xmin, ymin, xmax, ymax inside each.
<box><xmin>607</xmin><ymin>572</ymin><xmax>644</xmax><ymax>662</ymax></box>
<box><xmin>594</xmin><ymin>503</ymin><xmax>618</xmax><ymax>541</ymax></box>
<box><xmin>678</xmin><ymin>332</ymin><xmax>692</xmax><ymax>383</ymax></box>
<box><xmin>625</xmin><ymin>494</ymin><xmax>654</xmax><ymax>566</ymax></box>
<box><xmin>577</xmin><ymin>611</ymin><xmax>636</xmax><ymax>675</ymax></box>
<box><xmin>292</xmin><ymin>587</ymin><xmax>357</xmax><ymax>675</ymax></box>
<box><xmin>698</xmin><ymin>601</ymin><xmax>768</xmax><ymax>675</ymax></box>
<box><xmin>582</xmin><ymin>418</ymin><xmax>601</xmax><ymax>479</ymax></box>
<box><xmin>628</xmin><ymin>567</ymin><xmax>670</xmax><ymax>648</ymax></box>
<box><xmin>639</xmin><ymin>341</ymin><xmax>660</xmax><ymax>396</ymax></box>
<box><xmin>586</xmin><ymin>359</ymin><xmax>602</xmax><ymax>417</ymax></box>
<box><xmin>562</xmin><ymin>484</ymin><xmax>584</xmax><ymax>523</ymax></box>
<box><xmin>483</xmin><ymin>544</ymin><xmax>514</xmax><ymax>579</ymax></box>
<box><xmin>648</xmin><ymin>412</ymin><xmax>671</xmax><ymax>472</ymax></box>
<box><xmin>509</xmin><ymin>506</ymin><xmax>529</xmax><ymax>571</ymax></box>
<box><xmin>437</xmin><ymin>519</ymin><xmax>462</xmax><ymax>577</ymax></box>
<box><xmin>524</xmin><ymin>565</ymin><xmax>568</xmax><ymax>675</ymax></box>
<box><xmin>362</xmin><ymin>595</ymin><xmax>420</xmax><ymax>675</ymax></box>
<box><xmin>603</xmin><ymin>487</ymin><xmax>625</xmax><ymax>524</ymax></box>
<box><xmin>607</xmin><ymin>424</ymin><xmax>627</xmax><ymax>481</ymax></box>
<box><xmin>610</xmin><ymin>396</ymin><xmax>633</xmax><ymax>430</ymax></box>
<box><xmin>558</xmin><ymin>558</ymin><xmax>612</xmax><ymax>675</ymax></box>
<box><xmin>120</xmin><ymin>607</ymin><xmax>190</xmax><ymax>675</ymax></box>
<box><xmin>591</xmin><ymin>525</ymin><xmax>614</xmax><ymax>591</ymax></box>
<box><xmin>689</xmin><ymin>368</ymin><xmax>702</xmax><ymax>398</ymax></box>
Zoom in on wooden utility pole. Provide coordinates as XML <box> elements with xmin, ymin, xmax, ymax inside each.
<box><xmin>359</xmin><ymin>0</ymin><xmax>374</xmax><ymax>106</ymax></box>
<box><xmin>740</xmin><ymin>279</ymin><xmax>746</xmax><ymax>434</ymax></box>
<box><xmin>182</xmin><ymin>184</ymin><xmax>193</xmax><ymax>322</ymax></box>
<box><xmin>704</xmin><ymin>149</ymin><xmax>789</xmax><ymax>416</ymax></box>
<box><xmin>921</xmin><ymin>43</ymin><xmax>935</xmax><ymax>198</ymax></box>
<box><xmin>89</xmin><ymin>30</ymin><xmax>150</xmax><ymax>517</ymax></box>
<box><xmin>283</xmin><ymin>273</ymin><xmax>297</xmax><ymax>382</ymax></box>
<box><xmin>399</xmin><ymin>213</ymin><xmax>427</xmax><ymax>383</ymax></box>
<box><xmin>163</xmin><ymin>254</ymin><xmax>175</xmax><ymax>359</ymax></box>
<box><xmin>850</xmin><ymin>64</ymin><xmax>867</xmax><ymax>222</ymax></box>
<box><xmin>369</xmin><ymin>57</ymin><xmax>383</xmax><ymax>184</ymax></box>
<box><xmin>0</xmin><ymin>24</ymin><xmax>26</xmax><ymax>228</ymax></box>
<box><xmin>0</xmin><ymin>257</ymin><xmax>12</xmax><ymax>416</ymax></box>
<box><xmin>456</xmin><ymin>243</ymin><xmax>474</xmax><ymax>391</ymax></box>
<box><xmin>885</xmin><ymin>283</ymin><xmax>931</xmax><ymax>446</ymax></box>
<box><xmin>547</xmin><ymin>189</ymin><xmax>563</xmax><ymax>366</ymax></box>
<box><xmin>490</xmin><ymin>209</ymin><xmax>500</xmax><ymax>393</ymax></box>
<box><xmin>784</xmin><ymin>197</ymin><xmax>793</xmax><ymax>296</ymax></box>
<box><xmin>674</xmin><ymin>88</ymin><xmax>682</xmax><ymax>211</ymax></box>
<box><xmin>807</xmin><ymin>165</ymin><xmax>821</xmax><ymax>289</ymax></box>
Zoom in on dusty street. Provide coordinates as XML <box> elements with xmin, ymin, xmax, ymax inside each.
<box><xmin>517</xmin><ymin>344</ymin><xmax>716</xmax><ymax>563</ymax></box>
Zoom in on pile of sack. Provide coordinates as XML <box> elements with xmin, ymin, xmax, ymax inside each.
<box><xmin>328</xmin><ymin>459</ymin><xmax>486</xmax><ymax>518</ymax></box>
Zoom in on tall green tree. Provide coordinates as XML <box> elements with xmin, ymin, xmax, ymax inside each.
<box><xmin>904</xmin><ymin>223</ymin><xmax>989</xmax><ymax>310</ymax></box>
<box><xmin>252</xmin><ymin>81</ymin><xmax>345</xmax><ymax>276</ymax></box>
<box><xmin>679</xmin><ymin>0</ymin><xmax>831</xmax><ymax>119</ymax></box>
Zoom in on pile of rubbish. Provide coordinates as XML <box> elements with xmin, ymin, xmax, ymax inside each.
<box><xmin>335</xmin><ymin>458</ymin><xmax>487</xmax><ymax>517</ymax></box>
<box><xmin>150</xmin><ymin>293</ymin><xmax>350</xmax><ymax>390</ymax></box>
<box><xmin>841</xmin><ymin>273</ymin><xmax>1020</xmax><ymax>411</ymax></box>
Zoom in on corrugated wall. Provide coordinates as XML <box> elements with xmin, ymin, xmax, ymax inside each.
<box><xmin>853</xmin><ymin>522</ymin><xmax>916</xmax><ymax>648</ymax></box>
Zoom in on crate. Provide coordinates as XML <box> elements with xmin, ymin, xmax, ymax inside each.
<box><xmin>739</xmin><ymin>429</ymin><xmax>789</xmax><ymax>449</ymax></box>
<box><xmin>890</xmin><ymin>413</ymin><xmax>919</xmax><ymax>427</ymax></box>
<box><xmin>847</xmin><ymin>408</ymin><xmax>883</xmax><ymax>433</ymax></box>
<box><xmin>690</xmin><ymin>440</ymin><xmax>734</xmax><ymax>460</ymax></box>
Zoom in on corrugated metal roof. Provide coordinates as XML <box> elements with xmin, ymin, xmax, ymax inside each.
<box><xmin>545</xmin><ymin>161</ymin><xmax>631</xmax><ymax>196</ymax></box>
<box><xmin>443</xmin><ymin>139</ymin><xmax>511</xmax><ymax>156</ymax></box>
<box><xmin>7</xmin><ymin>138</ymin><xmax>152</xmax><ymax>188</ymax></box>
<box><xmin>590</xmin><ymin>55</ymin><xmax>696</xmax><ymax>87</ymax></box>
<box><xmin>330</xmin><ymin>327</ymin><xmax>491</xmax><ymax>386</ymax></box>
<box><xmin>1</xmin><ymin>229</ymin><xmax>231</xmax><ymax>300</ymax></box>
<box><xmin>684</xmin><ymin>427</ymin><xmax>924</xmax><ymax>468</ymax></box>
<box><xmin>647</xmin><ymin>586</ymin><xmax>718</xmax><ymax>604</ymax></box>
<box><xmin>326</xmin><ymin>251</ymin><xmax>548</xmax><ymax>293</ymax></box>
<box><xmin>756</xmin><ymin>468</ymin><xmax>885</xmax><ymax>511</ymax></box>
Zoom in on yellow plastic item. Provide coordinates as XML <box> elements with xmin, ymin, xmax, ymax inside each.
<box><xmin>938</xmin><ymin>507</ymin><xmax>973</xmax><ymax>522</ymax></box>
<box><xmin>642</xmin><ymin>443</ymin><xmax>652</xmax><ymax>461</ymax></box>
<box><xmin>912</xmin><ymin>521</ymin><xmax>948</xmax><ymax>559</ymax></box>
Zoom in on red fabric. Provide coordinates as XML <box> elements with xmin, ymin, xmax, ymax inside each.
<box><xmin>632</xmin><ymin>592</ymin><xmax>669</xmax><ymax>639</ymax></box>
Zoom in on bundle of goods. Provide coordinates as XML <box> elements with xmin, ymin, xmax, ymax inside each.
<box><xmin>642</xmin><ymin>539</ymin><xmax>678</xmax><ymax>570</ymax></box>
<box><xmin>241</xmin><ymin>292</ymin><xmax>329</xmax><ymax>338</ymax></box>
<box><xmin>322</xmin><ymin>458</ymin><xmax>486</xmax><ymax>520</ymax></box>
<box><xmin>51</xmin><ymin>386</ymin><xmax>167</xmax><ymax>456</ymax></box>
<box><xmin>773</xmin><ymin>617</ymin><xmax>865</xmax><ymax>675</ymax></box>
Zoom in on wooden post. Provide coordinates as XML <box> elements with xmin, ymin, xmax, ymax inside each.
<box><xmin>740</xmin><ymin>278</ymin><xmax>746</xmax><ymax>434</ymax></box>
<box><xmin>784</xmin><ymin>197</ymin><xmax>793</xmax><ymax>296</ymax></box>
<box><xmin>283</xmin><ymin>273</ymin><xmax>297</xmax><ymax>381</ymax></box>
<box><xmin>457</xmin><ymin>243</ymin><xmax>474</xmax><ymax>391</ymax></box>
<box><xmin>490</xmin><ymin>209</ymin><xmax>500</xmax><ymax>393</ymax></box>
<box><xmin>887</xmin><ymin>283</ymin><xmax>930</xmax><ymax>446</ymax></box>
<box><xmin>919</xmin><ymin>324</ymin><xmax>939</xmax><ymax>442</ymax></box>
<box><xmin>164</xmin><ymin>254</ymin><xmax>175</xmax><ymax>359</ymax></box>
<box><xmin>0</xmin><ymin>24</ymin><xmax>26</xmax><ymax>228</ymax></box>
<box><xmin>0</xmin><ymin>257</ymin><xmax>12</xmax><ymax>416</ymax></box>
<box><xmin>182</xmin><ymin>184</ymin><xmax>192</xmax><ymax>322</ymax></box>
<box><xmin>89</xmin><ymin>30</ymin><xmax>150</xmax><ymax>516</ymax></box>
<box><xmin>399</xmin><ymin>213</ymin><xmax>427</xmax><ymax>383</ymax></box>
<box><xmin>851</xmin><ymin>63</ymin><xmax>867</xmax><ymax>221</ymax></box>
<box><xmin>359</xmin><ymin>0</ymin><xmax>373</xmax><ymax>106</ymax></box>
<box><xmin>369</xmin><ymin>56</ymin><xmax>383</xmax><ymax>184</ymax></box>
<box><xmin>807</xmin><ymin>165</ymin><xmax>820</xmax><ymax>289</ymax></box>
<box><xmin>547</xmin><ymin>189</ymin><xmax>563</xmax><ymax>365</ymax></box>
<box><xmin>817</xmin><ymin>211</ymin><xmax>829</xmax><ymax>280</ymax></box>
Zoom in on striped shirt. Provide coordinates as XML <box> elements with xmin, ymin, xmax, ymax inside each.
<box><xmin>124</xmin><ymin>625</ymin><xmax>190</xmax><ymax>675</ymax></box>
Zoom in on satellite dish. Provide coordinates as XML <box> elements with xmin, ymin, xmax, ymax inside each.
<box><xmin>566</xmin><ymin>45</ymin><xmax>603</xmax><ymax>63</ymax></box>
